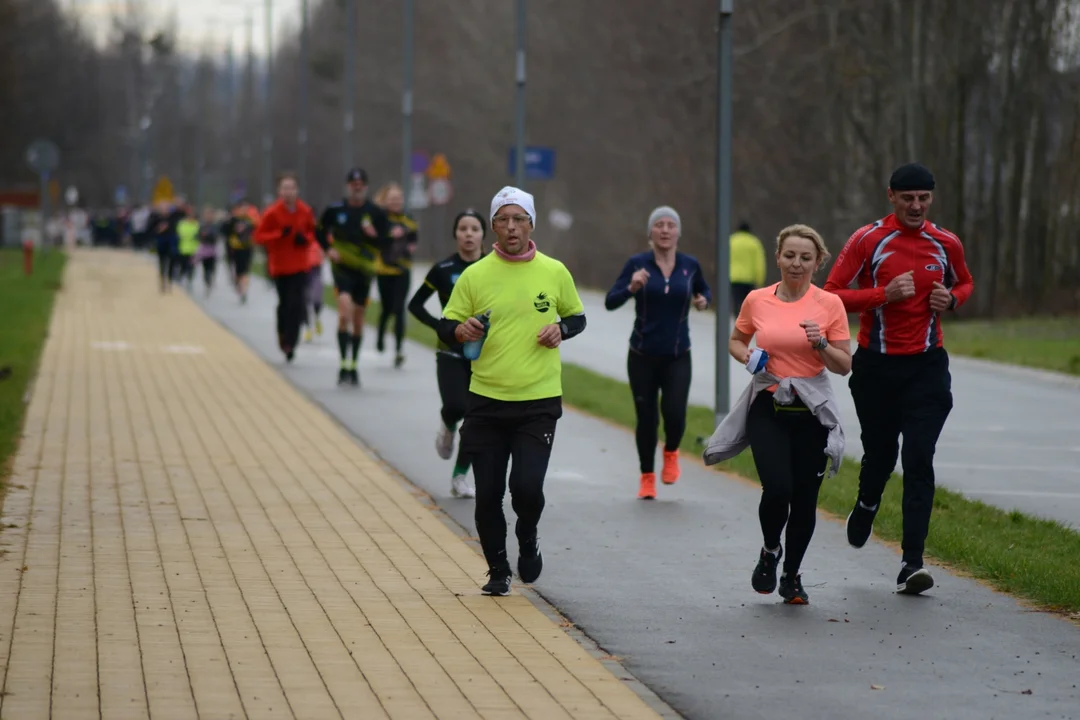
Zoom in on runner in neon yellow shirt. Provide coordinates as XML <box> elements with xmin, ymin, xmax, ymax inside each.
<box><xmin>438</xmin><ymin>187</ymin><xmax>586</xmax><ymax>597</ymax></box>
<box><xmin>176</xmin><ymin>205</ymin><xmax>201</xmax><ymax>291</ymax></box>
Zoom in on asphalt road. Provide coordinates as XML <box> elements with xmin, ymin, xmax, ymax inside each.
<box><xmin>191</xmin><ymin>269</ymin><xmax>1080</xmax><ymax>720</ymax></box>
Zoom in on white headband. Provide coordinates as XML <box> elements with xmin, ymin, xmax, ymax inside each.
<box><xmin>490</xmin><ymin>186</ymin><xmax>537</xmax><ymax>229</ymax></box>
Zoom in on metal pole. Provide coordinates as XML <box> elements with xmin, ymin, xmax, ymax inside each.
<box><xmin>401</xmin><ymin>0</ymin><xmax>414</xmax><ymax>210</ymax></box>
<box><xmin>39</xmin><ymin>172</ymin><xmax>50</xmax><ymax>248</ymax></box>
<box><xmin>344</xmin><ymin>0</ymin><xmax>357</xmax><ymax>171</ymax></box>
<box><xmin>299</xmin><ymin>0</ymin><xmax>310</xmax><ymax>191</ymax></box>
<box><xmin>513</xmin><ymin>0</ymin><xmax>526</xmax><ymax>189</ymax></box>
<box><xmin>263</xmin><ymin>0</ymin><xmax>274</xmax><ymax>204</ymax></box>
<box><xmin>224</xmin><ymin>35</ymin><xmax>236</xmax><ymax>201</ymax></box>
<box><xmin>714</xmin><ymin>0</ymin><xmax>734</xmax><ymax>424</ymax></box>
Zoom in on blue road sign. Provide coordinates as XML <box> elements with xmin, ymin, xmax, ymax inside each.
<box><xmin>411</xmin><ymin>151</ymin><xmax>431</xmax><ymax>175</ymax></box>
<box><xmin>507</xmin><ymin>146</ymin><xmax>556</xmax><ymax>180</ymax></box>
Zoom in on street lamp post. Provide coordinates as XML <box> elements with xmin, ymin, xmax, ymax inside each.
<box><xmin>263</xmin><ymin>0</ymin><xmax>274</xmax><ymax>204</ymax></box>
<box><xmin>401</xmin><ymin>0</ymin><xmax>414</xmax><ymax>209</ymax></box>
<box><xmin>513</xmin><ymin>0</ymin><xmax>527</xmax><ymax>189</ymax></box>
<box><xmin>714</xmin><ymin>0</ymin><xmax>734</xmax><ymax>425</ymax></box>
<box><xmin>299</xmin><ymin>0</ymin><xmax>309</xmax><ymax>191</ymax></box>
<box><xmin>344</xmin><ymin>0</ymin><xmax>357</xmax><ymax>171</ymax></box>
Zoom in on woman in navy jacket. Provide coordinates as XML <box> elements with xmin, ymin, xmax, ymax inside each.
<box><xmin>606</xmin><ymin>206</ymin><xmax>711</xmax><ymax>499</ymax></box>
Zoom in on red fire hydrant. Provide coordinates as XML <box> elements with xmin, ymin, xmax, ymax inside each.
<box><xmin>23</xmin><ymin>239</ymin><xmax>33</xmax><ymax>276</ymax></box>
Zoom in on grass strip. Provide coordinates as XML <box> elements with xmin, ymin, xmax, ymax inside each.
<box><xmin>336</xmin><ymin>290</ymin><xmax>1079</xmax><ymax>615</ymax></box>
<box><xmin>0</xmin><ymin>249</ymin><xmax>68</xmax><ymax>488</ymax></box>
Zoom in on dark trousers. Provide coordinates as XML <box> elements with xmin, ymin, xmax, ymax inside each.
<box><xmin>732</xmin><ymin>283</ymin><xmax>755</xmax><ymax>315</ymax></box>
<box><xmin>849</xmin><ymin>347</ymin><xmax>953</xmax><ymax>566</ymax></box>
<box><xmin>437</xmin><ymin>352</ymin><xmax>473</xmax><ymax>470</ymax></box>
<box><xmin>201</xmin><ymin>257</ymin><xmax>217</xmax><ymax>287</ymax></box>
<box><xmin>746</xmin><ymin>391</ymin><xmax>829</xmax><ymax>576</ymax></box>
<box><xmin>627</xmin><ymin>349</ymin><xmax>692</xmax><ymax>473</ymax></box>
<box><xmin>273</xmin><ymin>272</ymin><xmax>309</xmax><ymax>352</ymax></box>
<box><xmin>460</xmin><ymin>393</ymin><xmax>562</xmax><ymax>570</ymax></box>
<box><xmin>377</xmin><ymin>271</ymin><xmax>411</xmax><ymax>352</ymax></box>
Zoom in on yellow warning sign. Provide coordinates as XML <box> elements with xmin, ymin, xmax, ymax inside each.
<box><xmin>151</xmin><ymin>176</ymin><xmax>175</xmax><ymax>203</ymax></box>
<box><xmin>426</xmin><ymin>153</ymin><xmax>451</xmax><ymax>180</ymax></box>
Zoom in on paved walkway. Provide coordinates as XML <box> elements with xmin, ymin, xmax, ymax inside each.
<box><xmin>0</xmin><ymin>250</ymin><xmax>667</xmax><ymax>720</ymax></box>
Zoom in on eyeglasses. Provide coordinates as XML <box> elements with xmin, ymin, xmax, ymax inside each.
<box><xmin>492</xmin><ymin>214</ymin><xmax>531</xmax><ymax>228</ymax></box>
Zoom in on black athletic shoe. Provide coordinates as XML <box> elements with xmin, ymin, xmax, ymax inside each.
<box><xmin>752</xmin><ymin>547</ymin><xmax>782</xmax><ymax>594</ymax></box>
<box><xmin>845</xmin><ymin>500</ymin><xmax>878</xmax><ymax>548</ymax></box>
<box><xmin>285</xmin><ymin>349</ymin><xmax>295</xmax><ymax>363</ymax></box>
<box><xmin>349</xmin><ymin>368</ymin><xmax>360</xmax><ymax>386</ymax></box>
<box><xmin>482</xmin><ymin>566</ymin><xmax>512</xmax><ymax>596</ymax></box>
<box><xmin>337</xmin><ymin>367</ymin><xmax>349</xmax><ymax>385</ymax></box>
<box><xmin>779</xmin><ymin>573</ymin><xmax>809</xmax><ymax>605</ymax></box>
<box><xmin>896</xmin><ymin>564</ymin><xmax>934</xmax><ymax>595</ymax></box>
<box><xmin>376</xmin><ymin>335</ymin><xmax>385</xmax><ymax>353</ymax></box>
<box><xmin>517</xmin><ymin>537</ymin><xmax>543</xmax><ymax>584</ymax></box>
<box><xmin>394</xmin><ymin>352</ymin><xmax>405</xmax><ymax>369</ymax></box>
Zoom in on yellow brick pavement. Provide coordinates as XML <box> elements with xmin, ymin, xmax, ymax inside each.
<box><xmin>0</xmin><ymin>250</ymin><xmax>666</xmax><ymax>720</ymax></box>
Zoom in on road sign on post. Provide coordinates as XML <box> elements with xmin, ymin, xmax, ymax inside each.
<box><xmin>426</xmin><ymin>153</ymin><xmax>451</xmax><ymax>180</ymax></box>
<box><xmin>152</xmin><ymin>176</ymin><xmax>174</xmax><ymax>203</ymax></box>
<box><xmin>507</xmin><ymin>146</ymin><xmax>555</xmax><ymax>181</ymax></box>
<box><xmin>25</xmin><ymin>139</ymin><xmax>60</xmax><ymax>249</ymax></box>
<box><xmin>408</xmin><ymin>173</ymin><xmax>429</xmax><ymax>210</ymax></box>
<box><xmin>427</xmin><ymin>178</ymin><xmax>452</xmax><ymax>206</ymax></box>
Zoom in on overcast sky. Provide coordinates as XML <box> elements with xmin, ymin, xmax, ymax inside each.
<box><xmin>67</xmin><ymin>0</ymin><xmax>301</xmax><ymax>57</ymax></box>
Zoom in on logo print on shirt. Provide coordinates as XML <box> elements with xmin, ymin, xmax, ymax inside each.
<box><xmin>337</xmin><ymin>212</ymin><xmax>347</xmax><ymax>225</ymax></box>
<box><xmin>925</xmin><ymin>264</ymin><xmax>942</xmax><ymax>271</ymax></box>
<box><xmin>449</xmin><ymin>272</ymin><xmax>460</xmax><ymax>285</ymax></box>
<box><xmin>533</xmin><ymin>292</ymin><xmax>551</xmax><ymax>313</ymax></box>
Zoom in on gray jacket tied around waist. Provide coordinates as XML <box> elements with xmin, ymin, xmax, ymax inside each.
<box><xmin>702</xmin><ymin>370</ymin><xmax>846</xmax><ymax>478</ymax></box>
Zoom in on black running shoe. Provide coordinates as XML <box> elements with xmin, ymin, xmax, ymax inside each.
<box><xmin>349</xmin><ymin>368</ymin><xmax>360</xmax><ymax>386</ymax></box>
<box><xmin>337</xmin><ymin>367</ymin><xmax>349</xmax><ymax>385</ymax></box>
<box><xmin>394</xmin><ymin>352</ymin><xmax>405</xmax><ymax>369</ymax></box>
<box><xmin>376</xmin><ymin>335</ymin><xmax>386</xmax><ymax>353</ymax></box>
<box><xmin>751</xmin><ymin>547</ymin><xmax>782</xmax><ymax>594</ymax></box>
<box><xmin>285</xmin><ymin>349</ymin><xmax>295</xmax><ymax>363</ymax></box>
<box><xmin>845</xmin><ymin>500</ymin><xmax>878</xmax><ymax>548</ymax></box>
<box><xmin>779</xmin><ymin>573</ymin><xmax>809</xmax><ymax>605</ymax></box>
<box><xmin>482</xmin><ymin>566</ymin><xmax>512</xmax><ymax>596</ymax></box>
<box><xmin>517</xmin><ymin>537</ymin><xmax>543</xmax><ymax>584</ymax></box>
<box><xmin>896</xmin><ymin>564</ymin><xmax>934</xmax><ymax>595</ymax></box>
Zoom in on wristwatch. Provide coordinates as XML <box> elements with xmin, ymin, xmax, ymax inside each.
<box><xmin>948</xmin><ymin>293</ymin><xmax>957</xmax><ymax>310</ymax></box>
<box><xmin>815</xmin><ymin>336</ymin><xmax>829</xmax><ymax>351</ymax></box>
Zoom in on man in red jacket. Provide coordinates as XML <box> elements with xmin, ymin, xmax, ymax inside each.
<box><xmin>824</xmin><ymin>163</ymin><xmax>974</xmax><ymax>596</ymax></box>
<box><xmin>254</xmin><ymin>172</ymin><xmax>318</xmax><ymax>362</ymax></box>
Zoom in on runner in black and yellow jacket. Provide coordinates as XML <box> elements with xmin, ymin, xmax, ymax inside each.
<box><xmin>315</xmin><ymin>167</ymin><xmax>393</xmax><ymax>386</ymax></box>
<box><xmin>373</xmin><ymin>182</ymin><xmax>418</xmax><ymax>368</ymax></box>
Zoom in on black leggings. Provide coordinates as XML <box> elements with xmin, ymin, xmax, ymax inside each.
<box><xmin>273</xmin><ymin>272</ymin><xmax>309</xmax><ymax>352</ymax></box>
<box><xmin>627</xmin><ymin>349</ymin><xmax>692</xmax><ymax>473</ymax></box>
<box><xmin>377</xmin><ymin>271</ymin><xmax>411</xmax><ymax>351</ymax></box>
<box><xmin>746</xmin><ymin>390</ymin><xmax>828</xmax><ymax>576</ymax></box>
<box><xmin>437</xmin><ymin>352</ymin><xmax>472</xmax><ymax>469</ymax></box>
<box><xmin>201</xmin><ymin>256</ymin><xmax>217</xmax><ymax>286</ymax></box>
<box><xmin>460</xmin><ymin>393</ymin><xmax>562</xmax><ymax>570</ymax></box>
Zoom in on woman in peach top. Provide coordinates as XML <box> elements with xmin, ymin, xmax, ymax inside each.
<box><xmin>728</xmin><ymin>224</ymin><xmax>852</xmax><ymax>604</ymax></box>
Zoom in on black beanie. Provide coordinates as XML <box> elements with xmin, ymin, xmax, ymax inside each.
<box><xmin>889</xmin><ymin>163</ymin><xmax>935</xmax><ymax>192</ymax></box>
<box><xmin>452</xmin><ymin>209</ymin><xmax>487</xmax><ymax>238</ymax></box>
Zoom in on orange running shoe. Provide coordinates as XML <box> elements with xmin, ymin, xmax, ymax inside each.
<box><xmin>661</xmin><ymin>449</ymin><xmax>681</xmax><ymax>485</ymax></box>
<box><xmin>638</xmin><ymin>472</ymin><xmax>657</xmax><ymax>500</ymax></box>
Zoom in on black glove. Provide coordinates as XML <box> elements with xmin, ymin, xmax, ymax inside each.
<box><xmin>293</xmin><ymin>232</ymin><xmax>308</xmax><ymax>247</ymax></box>
<box><xmin>281</xmin><ymin>225</ymin><xmax>293</xmax><ymax>238</ymax></box>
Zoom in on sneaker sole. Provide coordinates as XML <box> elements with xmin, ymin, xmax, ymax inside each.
<box><xmin>897</xmin><ymin>569</ymin><xmax>934</xmax><ymax>595</ymax></box>
<box><xmin>782</xmin><ymin>596</ymin><xmax>808</xmax><ymax>605</ymax></box>
<box><xmin>482</xmin><ymin>587</ymin><xmax>511</xmax><ymax>597</ymax></box>
<box><xmin>845</xmin><ymin>510</ymin><xmax>873</xmax><ymax>549</ymax></box>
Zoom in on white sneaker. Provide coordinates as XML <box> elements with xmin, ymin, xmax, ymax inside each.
<box><xmin>435</xmin><ymin>423</ymin><xmax>454</xmax><ymax>460</ymax></box>
<box><xmin>451</xmin><ymin>473</ymin><xmax>475</xmax><ymax>499</ymax></box>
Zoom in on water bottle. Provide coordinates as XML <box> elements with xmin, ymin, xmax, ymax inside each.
<box><xmin>462</xmin><ymin>310</ymin><xmax>492</xmax><ymax>361</ymax></box>
<box><xmin>745</xmin><ymin>347</ymin><xmax>769</xmax><ymax>375</ymax></box>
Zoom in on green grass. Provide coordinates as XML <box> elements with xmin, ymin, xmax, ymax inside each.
<box><xmin>351</xmin><ymin>295</ymin><xmax>1080</xmax><ymax>615</ymax></box>
<box><xmin>0</xmin><ymin>249</ymin><xmax>67</xmax><ymax>486</ymax></box>
<box><xmin>851</xmin><ymin>316</ymin><xmax>1080</xmax><ymax>376</ymax></box>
